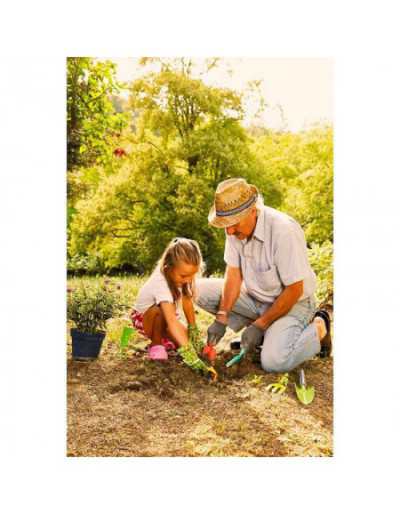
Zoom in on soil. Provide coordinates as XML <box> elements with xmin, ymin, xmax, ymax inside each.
<box><xmin>67</xmin><ymin>340</ymin><xmax>333</xmax><ymax>457</ymax></box>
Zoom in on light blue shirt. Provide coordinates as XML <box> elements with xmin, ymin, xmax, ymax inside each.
<box><xmin>223</xmin><ymin>205</ymin><xmax>317</xmax><ymax>303</ymax></box>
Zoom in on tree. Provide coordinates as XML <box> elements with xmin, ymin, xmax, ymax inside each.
<box><xmin>251</xmin><ymin>125</ymin><xmax>333</xmax><ymax>244</ymax></box>
<box><xmin>69</xmin><ymin>59</ymin><xmax>281</xmax><ymax>274</ymax></box>
<box><xmin>281</xmin><ymin>125</ymin><xmax>333</xmax><ymax>243</ymax></box>
<box><xmin>67</xmin><ymin>57</ymin><xmax>128</xmax><ymax>169</ymax></box>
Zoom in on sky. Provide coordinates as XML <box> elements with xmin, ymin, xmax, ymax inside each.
<box><xmin>107</xmin><ymin>57</ymin><xmax>333</xmax><ymax>132</ymax></box>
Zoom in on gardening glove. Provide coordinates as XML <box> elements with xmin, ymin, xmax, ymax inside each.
<box><xmin>178</xmin><ymin>342</ymin><xmax>209</xmax><ymax>372</ymax></box>
<box><xmin>207</xmin><ymin>319</ymin><xmax>227</xmax><ymax>345</ymax></box>
<box><xmin>188</xmin><ymin>324</ymin><xmax>205</xmax><ymax>354</ymax></box>
<box><xmin>240</xmin><ymin>324</ymin><xmax>264</xmax><ymax>353</ymax></box>
<box><xmin>178</xmin><ymin>343</ymin><xmax>216</xmax><ymax>380</ymax></box>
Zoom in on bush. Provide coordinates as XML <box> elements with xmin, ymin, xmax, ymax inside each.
<box><xmin>67</xmin><ymin>279</ymin><xmax>125</xmax><ymax>333</ymax></box>
<box><xmin>307</xmin><ymin>240</ymin><xmax>333</xmax><ymax>305</ymax></box>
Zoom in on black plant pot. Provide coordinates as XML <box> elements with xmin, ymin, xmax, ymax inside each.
<box><xmin>71</xmin><ymin>328</ymin><xmax>106</xmax><ymax>361</ymax></box>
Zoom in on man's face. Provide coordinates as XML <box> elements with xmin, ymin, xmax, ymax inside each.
<box><xmin>225</xmin><ymin>207</ymin><xmax>257</xmax><ymax>240</ymax></box>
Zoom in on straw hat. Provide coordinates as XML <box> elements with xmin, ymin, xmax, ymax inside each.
<box><xmin>208</xmin><ymin>178</ymin><xmax>259</xmax><ymax>228</ymax></box>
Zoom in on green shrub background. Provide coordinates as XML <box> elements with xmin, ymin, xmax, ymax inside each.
<box><xmin>67</xmin><ymin>58</ymin><xmax>333</xmax><ymax>304</ymax></box>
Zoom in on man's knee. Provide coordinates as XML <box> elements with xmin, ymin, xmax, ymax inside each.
<box><xmin>260</xmin><ymin>341</ymin><xmax>293</xmax><ymax>373</ymax></box>
<box><xmin>195</xmin><ymin>278</ymin><xmax>223</xmax><ymax>313</ymax></box>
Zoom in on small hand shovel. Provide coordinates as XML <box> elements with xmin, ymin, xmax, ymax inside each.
<box><xmin>120</xmin><ymin>326</ymin><xmax>135</xmax><ymax>353</ymax></box>
<box><xmin>295</xmin><ymin>368</ymin><xmax>315</xmax><ymax>405</ymax></box>
<box><xmin>226</xmin><ymin>348</ymin><xmax>247</xmax><ymax>367</ymax></box>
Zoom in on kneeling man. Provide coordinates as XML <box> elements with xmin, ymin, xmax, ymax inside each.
<box><xmin>196</xmin><ymin>178</ymin><xmax>331</xmax><ymax>372</ymax></box>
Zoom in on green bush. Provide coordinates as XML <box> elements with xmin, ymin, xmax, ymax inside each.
<box><xmin>308</xmin><ymin>241</ymin><xmax>333</xmax><ymax>305</ymax></box>
<box><xmin>67</xmin><ymin>279</ymin><xmax>125</xmax><ymax>333</ymax></box>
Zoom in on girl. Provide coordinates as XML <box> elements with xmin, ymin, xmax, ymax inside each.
<box><xmin>131</xmin><ymin>238</ymin><xmax>213</xmax><ymax>374</ymax></box>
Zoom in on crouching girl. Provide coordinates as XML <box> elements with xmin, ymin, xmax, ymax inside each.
<box><xmin>131</xmin><ymin>237</ymin><xmax>214</xmax><ymax>376</ymax></box>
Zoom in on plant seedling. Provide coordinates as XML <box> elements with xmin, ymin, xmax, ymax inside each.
<box><xmin>266</xmin><ymin>373</ymin><xmax>289</xmax><ymax>394</ymax></box>
<box><xmin>295</xmin><ymin>369</ymin><xmax>315</xmax><ymax>405</ymax></box>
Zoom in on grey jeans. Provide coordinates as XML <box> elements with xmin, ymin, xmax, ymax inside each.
<box><xmin>195</xmin><ymin>278</ymin><xmax>321</xmax><ymax>373</ymax></box>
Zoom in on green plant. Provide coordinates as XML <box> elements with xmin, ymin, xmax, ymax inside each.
<box><xmin>307</xmin><ymin>240</ymin><xmax>333</xmax><ymax>304</ymax></box>
<box><xmin>67</xmin><ymin>279</ymin><xmax>125</xmax><ymax>333</ymax></box>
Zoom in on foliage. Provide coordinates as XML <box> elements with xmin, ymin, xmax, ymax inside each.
<box><xmin>307</xmin><ymin>240</ymin><xmax>333</xmax><ymax>304</ymax></box>
<box><xmin>251</xmin><ymin>125</ymin><xmax>333</xmax><ymax>244</ymax></box>
<box><xmin>67</xmin><ymin>58</ymin><xmax>333</xmax><ymax>290</ymax></box>
<box><xmin>67</xmin><ymin>279</ymin><xmax>125</xmax><ymax>333</ymax></box>
<box><xmin>67</xmin><ymin>57</ymin><xmax>129</xmax><ymax>169</ymax></box>
<box><xmin>67</xmin><ymin>253</ymin><xmax>106</xmax><ymax>275</ymax></box>
<box><xmin>68</xmin><ymin>59</ymin><xmax>283</xmax><ymax>274</ymax></box>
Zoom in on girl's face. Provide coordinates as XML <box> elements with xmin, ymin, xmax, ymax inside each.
<box><xmin>168</xmin><ymin>262</ymin><xmax>199</xmax><ymax>288</ymax></box>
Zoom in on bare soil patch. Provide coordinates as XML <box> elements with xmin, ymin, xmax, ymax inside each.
<box><xmin>67</xmin><ymin>344</ymin><xmax>333</xmax><ymax>457</ymax></box>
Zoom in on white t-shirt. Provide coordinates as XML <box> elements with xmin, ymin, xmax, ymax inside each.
<box><xmin>224</xmin><ymin>205</ymin><xmax>317</xmax><ymax>303</ymax></box>
<box><xmin>134</xmin><ymin>266</ymin><xmax>179</xmax><ymax>314</ymax></box>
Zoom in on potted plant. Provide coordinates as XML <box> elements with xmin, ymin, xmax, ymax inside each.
<box><xmin>67</xmin><ymin>279</ymin><xmax>124</xmax><ymax>361</ymax></box>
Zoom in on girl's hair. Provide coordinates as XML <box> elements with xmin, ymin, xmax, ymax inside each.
<box><xmin>159</xmin><ymin>237</ymin><xmax>204</xmax><ymax>302</ymax></box>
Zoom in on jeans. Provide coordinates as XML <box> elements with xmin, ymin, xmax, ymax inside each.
<box><xmin>195</xmin><ymin>278</ymin><xmax>321</xmax><ymax>373</ymax></box>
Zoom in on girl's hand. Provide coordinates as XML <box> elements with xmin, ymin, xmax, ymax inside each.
<box><xmin>160</xmin><ymin>302</ymin><xmax>188</xmax><ymax>347</ymax></box>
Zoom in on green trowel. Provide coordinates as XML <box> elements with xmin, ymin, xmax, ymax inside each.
<box><xmin>295</xmin><ymin>368</ymin><xmax>315</xmax><ymax>405</ymax></box>
<box><xmin>225</xmin><ymin>348</ymin><xmax>247</xmax><ymax>367</ymax></box>
<box><xmin>119</xmin><ymin>326</ymin><xmax>135</xmax><ymax>353</ymax></box>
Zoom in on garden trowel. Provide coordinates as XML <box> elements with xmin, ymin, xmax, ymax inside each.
<box><xmin>119</xmin><ymin>326</ymin><xmax>135</xmax><ymax>353</ymax></box>
<box><xmin>226</xmin><ymin>348</ymin><xmax>247</xmax><ymax>367</ymax></box>
<box><xmin>295</xmin><ymin>368</ymin><xmax>315</xmax><ymax>405</ymax></box>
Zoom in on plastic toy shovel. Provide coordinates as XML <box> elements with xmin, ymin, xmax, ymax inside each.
<box><xmin>295</xmin><ymin>369</ymin><xmax>315</xmax><ymax>405</ymax></box>
<box><xmin>120</xmin><ymin>326</ymin><xmax>135</xmax><ymax>352</ymax></box>
<box><xmin>226</xmin><ymin>348</ymin><xmax>247</xmax><ymax>367</ymax></box>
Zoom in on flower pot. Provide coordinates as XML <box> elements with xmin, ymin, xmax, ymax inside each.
<box><xmin>70</xmin><ymin>328</ymin><xmax>106</xmax><ymax>361</ymax></box>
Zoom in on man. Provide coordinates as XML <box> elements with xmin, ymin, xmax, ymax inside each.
<box><xmin>196</xmin><ymin>178</ymin><xmax>331</xmax><ymax>373</ymax></box>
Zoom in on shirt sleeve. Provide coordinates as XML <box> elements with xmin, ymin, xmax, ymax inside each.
<box><xmin>154</xmin><ymin>274</ymin><xmax>175</xmax><ymax>305</ymax></box>
<box><xmin>224</xmin><ymin>236</ymin><xmax>241</xmax><ymax>268</ymax></box>
<box><xmin>274</xmin><ymin>227</ymin><xmax>307</xmax><ymax>286</ymax></box>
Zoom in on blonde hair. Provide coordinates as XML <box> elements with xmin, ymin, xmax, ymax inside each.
<box><xmin>159</xmin><ymin>237</ymin><xmax>204</xmax><ymax>302</ymax></box>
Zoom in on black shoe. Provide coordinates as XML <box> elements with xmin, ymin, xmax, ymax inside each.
<box><xmin>313</xmin><ymin>309</ymin><xmax>332</xmax><ymax>358</ymax></box>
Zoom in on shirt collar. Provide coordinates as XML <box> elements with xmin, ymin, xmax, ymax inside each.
<box><xmin>252</xmin><ymin>208</ymin><xmax>265</xmax><ymax>242</ymax></box>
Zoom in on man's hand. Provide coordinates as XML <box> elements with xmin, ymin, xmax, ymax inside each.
<box><xmin>241</xmin><ymin>324</ymin><xmax>264</xmax><ymax>352</ymax></box>
<box><xmin>207</xmin><ymin>319</ymin><xmax>227</xmax><ymax>345</ymax></box>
